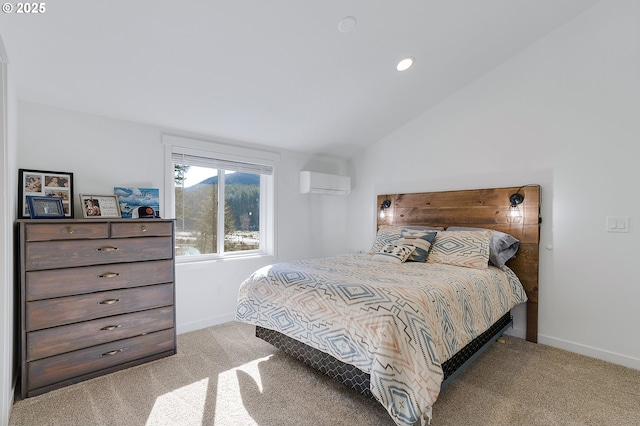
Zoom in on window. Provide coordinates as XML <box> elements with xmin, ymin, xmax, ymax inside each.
<box><xmin>164</xmin><ymin>136</ymin><xmax>277</xmax><ymax>260</ymax></box>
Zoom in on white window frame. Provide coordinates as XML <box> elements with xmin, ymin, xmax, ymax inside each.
<box><xmin>163</xmin><ymin>135</ymin><xmax>278</xmax><ymax>263</ymax></box>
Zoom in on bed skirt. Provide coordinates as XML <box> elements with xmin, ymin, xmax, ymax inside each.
<box><xmin>255</xmin><ymin>311</ymin><xmax>513</xmax><ymax>398</ymax></box>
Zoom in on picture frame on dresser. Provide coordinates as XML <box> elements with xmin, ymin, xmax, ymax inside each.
<box><xmin>79</xmin><ymin>194</ymin><xmax>122</xmax><ymax>218</ymax></box>
<box><xmin>114</xmin><ymin>187</ymin><xmax>160</xmax><ymax>218</ymax></box>
<box><xmin>18</xmin><ymin>169</ymin><xmax>74</xmax><ymax>218</ymax></box>
<box><xmin>26</xmin><ymin>196</ymin><xmax>66</xmax><ymax>219</ymax></box>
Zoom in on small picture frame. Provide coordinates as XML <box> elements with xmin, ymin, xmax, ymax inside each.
<box><xmin>79</xmin><ymin>195</ymin><xmax>122</xmax><ymax>219</ymax></box>
<box><xmin>18</xmin><ymin>169</ymin><xmax>74</xmax><ymax>218</ymax></box>
<box><xmin>26</xmin><ymin>196</ymin><xmax>66</xmax><ymax>219</ymax></box>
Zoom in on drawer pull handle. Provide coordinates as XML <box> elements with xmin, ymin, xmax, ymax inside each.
<box><xmin>101</xmin><ymin>349</ymin><xmax>123</xmax><ymax>357</ymax></box>
<box><xmin>100</xmin><ymin>325</ymin><xmax>122</xmax><ymax>331</ymax></box>
<box><xmin>99</xmin><ymin>298</ymin><xmax>120</xmax><ymax>305</ymax></box>
<box><xmin>96</xmin><ymin>247</ymin><xmax>119</xmax><ymax>252</ymax></box>
<box><xmin>99</xmin><ymin>272</ymin><xmax>120</xmax><ymax>278</ymax></box>
<box><xmin>141</xmin><ymin>225</ymin><xmax>147</xmax><ymax>232</ymax></box>
<box><xmin>66</xmin><ymin>227</ymin><xmax>74</xmax><ymax>234</ymax></box>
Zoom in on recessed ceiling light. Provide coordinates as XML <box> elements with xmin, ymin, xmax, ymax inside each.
<box><xmin>338</xmin><ymin>16</ymin><xmax>357</xmax><ymax>33</ymax></box>
<box><xmin>396</xmin><ymin>57</ymin><xmax>414</xmax><ymax>72</ymax></box>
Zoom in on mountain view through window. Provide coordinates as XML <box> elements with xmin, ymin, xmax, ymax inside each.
<box><xmin>175</xmin><ymin>165</ymin><xmax>260</xmax><ymax>256</ymax></box>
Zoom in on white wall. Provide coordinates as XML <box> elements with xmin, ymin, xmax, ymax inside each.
<box><xmin>0</xmin><ymin>34</ymin><xmax>17</xmax><ymax>426</ymax></box>
<box><xmin>348</xmin><ymin>0</ymin><xmax>640</xmax><ymax>369</ymax></box>
<box><xmin>17</xmin><ymin>101</ymin><xmax>351</xmax><ymax>334</ymax></box>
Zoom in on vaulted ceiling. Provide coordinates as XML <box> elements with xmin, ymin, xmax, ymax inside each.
<box><xmin>0</xmin><ymin>0</ymin><xmax>598</xmax><ymax>157</ymax></box>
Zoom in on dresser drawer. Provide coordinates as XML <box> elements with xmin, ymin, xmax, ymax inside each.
<box><xmin>25</xmin><ymin>259</ymin><xmax>174</xmax><ymax>301</ymax></box>
<box><xmin>27</xmin><ymin>306</ymin><xmax>174</xmax><ymax>361</ymax></box>
<box><xmin>24</xmin><ymin>236</ymin><xmax>173</xmax><ymax>271</ymax></box>
<box><xmin>26</xmin><ymin>283</ymin><xmax>174</xmax><ymax>331</ymax></box>
<box><xmin>24</xmin><ymin>222</ymin><xmax>109</xmax><ymax>242</ymax></box>
<box><xmin>27</xmin><ymin>328</ymin><xmax>175</xmax><ymax>391</ymax></box>
<box><xmin>111</xmin><ymin>221</ymin><xmax>173</xmax><ymax>238</ymax></box>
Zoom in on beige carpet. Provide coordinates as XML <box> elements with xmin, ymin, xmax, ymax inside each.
<box><xmin>9</xmin><ymin>322</ymin><xmax>640</xmax><ymax>426</ymax></box>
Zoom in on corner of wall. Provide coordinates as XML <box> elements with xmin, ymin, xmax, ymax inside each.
<box><xmin>0</xmin><ymin>35</ymin><xmax>17</xmax><ymax>425</ymax></box>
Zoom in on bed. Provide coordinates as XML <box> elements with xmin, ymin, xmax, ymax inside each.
<box><xmin>236</xmin><ymin>186</ymin><xmax>541</xmax><ymax>425</ymax></box>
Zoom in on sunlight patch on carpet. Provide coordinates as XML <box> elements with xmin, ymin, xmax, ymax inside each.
<box><xmin>146</xmin><ymin>378</ymin><xmax>209</xmax><ymax>426</ymax></box>
<box><xmin>214</xmin><ymin>355</ymin><xmax>272</xmax><ymax>425</ymax></box>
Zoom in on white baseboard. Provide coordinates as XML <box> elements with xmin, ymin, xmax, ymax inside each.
<box><xmin>504</xmin><ymin>326</ymin><xmax>526</xmax><ymax>340</ymax></box>
<box><xmin>176</xmin><ymin>312</ymin><xmax>236</xmax><ymax>335</ymax></box>
<box><xmin>538</xmin><ymin>334</ymin><xmax>640</xmax><ymax>371</ymax></box>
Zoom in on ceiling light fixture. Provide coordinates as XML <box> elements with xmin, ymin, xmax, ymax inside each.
<box><xmin>338</xmin><ymin>16</ymin><xmax>357</xmax><ymax>33</ymax></box>
<box><xmin>396</xmin><ymin>57</ymin><xmax>414</xmax><ymax>72</ymax></box>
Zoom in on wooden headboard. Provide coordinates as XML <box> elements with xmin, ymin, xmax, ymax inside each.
<box><xmin>376</xmin><ymin>185</ymin><xmax>541</xmax><ymax>343</ymax></box>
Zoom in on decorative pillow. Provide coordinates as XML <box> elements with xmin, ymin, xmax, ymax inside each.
<box><xmin>369</xmin><ymin>226</ymin><xmax>403</xmax><ymax>254</ymax></box>
<box><xmin>446</xmin><ymin>227</ymin><xmax>520</xmax><ymax>268</ymax></box>
<box><xmin>397</xmin><ymin>229</ymin><xmax>437</xmax><ymax>262</ymax></box>
<box><xmin>372</xmin><ymin>244</ymin><xmax>415</xmax><ymax>264</ymax></box>
<box><xmin>369</xmin><ymin>225</ymin><xmax>443</xmax><ymax>254</ymax></box>
<box><xmin>427</xmin><ymin>230</ymin><xmax>492</xmax><ymax>269</ymax></box>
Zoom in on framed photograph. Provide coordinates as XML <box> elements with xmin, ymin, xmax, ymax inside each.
<box><xmin>18</xmin><ymin>169</ymin><xmax>74</xmax><ymax>218</ymax></box>
<box><xmin>79</xmin><ymin>195</ymin><xmax>122</xmax><ymax>219</ymax></box>
<box><xmin>114</xmin><ymin>187</ymin><xmax>160</xmax><ymax>218</ymax></box>
<box><xmin>26</xmin><ymin>196</ymin><xmax>66</xmax><ymax>219</ymax></box>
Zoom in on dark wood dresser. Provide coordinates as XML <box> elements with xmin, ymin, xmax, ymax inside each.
<box><xmin>18</xmin><ymin>219</ymin><xmax>176</xmax><ymax>398</ymax></box>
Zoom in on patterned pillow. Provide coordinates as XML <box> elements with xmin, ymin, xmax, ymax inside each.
<box><xmin>372</xmin><ymin>244</ymin><xmax>415</xmax><ymax>263</ymax></box>
<box><xmin>369</xmin><ymin>225</ymin><xmax>443</xmax><ymax>254</ymax></box>
<box><xmin>446</xmin><ymin>226</ymin><xmax>520</xmax><ymax>267</ymax></box>
<box><xmin>427</xmin><ymin>230</ymin><xmax>492</xmax><ymax>269</ymax></box>
<box><xmin>369</xmin><ymin>226</ymin><xmax>403</xmax><ymax>254</ymax></box>
<box><xmin>397</xmin><ymin>229</ymin><xmax>437</xmax><ymax>262</ymax></box>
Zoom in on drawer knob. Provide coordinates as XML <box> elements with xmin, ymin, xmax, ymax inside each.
<box><xmin>100</xmin><ymin>324</ymin><xmax>122</xmax><ymax>331</ymax></box>
<box><xmin>66</xmin><ymin>226</ymin><xmax>74</xmax><ymax>234</ymax></box>
<box><xmin>99</xmin><ymin>298</ymin><xmax>120</xmax><ymax>305</ymax></box>
<box><xmin>101</xmin><ymin>349</ymin><xmax>123</xmax><ymax>357</ymax></box>
<box><xmin>96</xmin><ymin>247</ymin><xmax>119</xmax><ymax>252</ymax></box>
<box><xmin>141</xmin><ymin>225</ymin><xmax>147</xmax><ymax>232</ymax></box>
<box><xmin>99</xmin><ymin>272</ymin><xmax>120</xmax><ymax>278</ymax></box>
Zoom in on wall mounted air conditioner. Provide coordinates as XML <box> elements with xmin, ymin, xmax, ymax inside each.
<box><xmin>299</xmin><ymin>171</ymin><xmax>351</xmax><ymax>195</ymax></box>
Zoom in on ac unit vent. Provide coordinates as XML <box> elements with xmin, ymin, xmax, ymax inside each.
<box><xmin>299</xmin><ymin>171</ymin><xmax>351</xmax><ymax>195</ymax></box>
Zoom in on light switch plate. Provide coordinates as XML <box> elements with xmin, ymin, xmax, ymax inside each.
<box><xmin>606</xmin><ymin>216</ymin><xmax>629</xmax><ymax>233</ymax></box>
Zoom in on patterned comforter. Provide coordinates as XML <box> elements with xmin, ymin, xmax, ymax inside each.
<box><xmin>235</xmin><ymin>254</ymin><xmax>527</xmax><ymax>425</ymax></box>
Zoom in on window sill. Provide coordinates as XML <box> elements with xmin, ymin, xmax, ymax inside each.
<box><xmin>175</xmin><ymin>252</ymin><xmax>276</xmax><ymax>265</ymax></box>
